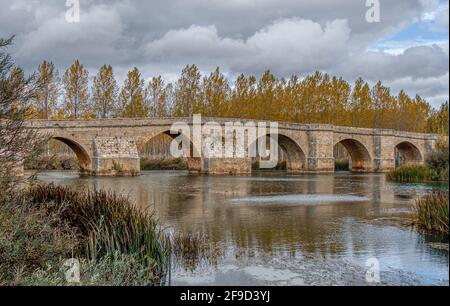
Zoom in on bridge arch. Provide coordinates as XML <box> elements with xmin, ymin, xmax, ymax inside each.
<box><xmin>139</xmin><ymin>130</ymin><xmax>202</xmax><ymax>172</ymax></box>
<box><xmin>395</xmin><ymin>141</ymin><xmax>423</xmax><ymax>167</ymax></box>
<box><xmin>139</xmin><ymin>130</ymin><xmax>201</xmax><ymax>158</ymax></box>
<box><xmin>51</xmin><ymin>137</ymin><xmax>91</xmax><ymax>171</ymax></box>
<box><xmin>251</xmin><ymin>133</ymin><xmax>306</xmax><ymax>173</ymax></box>
<box><xmin>334</xmin><ymin>139</ymin><xmax>372</xmax><ymax>172</ymax></box>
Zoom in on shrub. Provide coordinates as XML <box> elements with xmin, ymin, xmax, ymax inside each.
<box><xmin>425</xmin><ymin>140</ymin><xmax>449</xmax><ymax>182</ymax></box>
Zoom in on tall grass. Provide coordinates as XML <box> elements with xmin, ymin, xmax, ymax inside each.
<box><xmin>413</xmin><ymin>191</ymin><xmax>449</xmax><ymax>235</ymax></box>
<box><xmin>24</xmin><ymin>184</ymin><xmax>171</xmax><ymax>285</ymax></box>
<box><xmin>387</xmin><ymin>165</ymin><xmax>433</xmax><ymax>183</ymax></box>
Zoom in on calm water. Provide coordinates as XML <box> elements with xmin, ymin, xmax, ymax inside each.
<box><xmin>37</xmin><ymin>171</ymin><xmax>449</xmax><ymax>286</ymax></box>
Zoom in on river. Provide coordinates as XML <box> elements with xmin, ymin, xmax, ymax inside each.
<box><xmin>36</xmin><ymin>170</ymin><xmax>449</xmax><ymax>286</ymax></box>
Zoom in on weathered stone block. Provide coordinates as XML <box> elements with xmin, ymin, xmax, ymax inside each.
<box><xmin>202</xmin><ymin>158</ymin><xmax>252</xmax><ymax>175</ymax></box>
<box><xmin>92</xmin><ymin>137</ymin><xmax>140</xmax><ymax>176</ymax></box>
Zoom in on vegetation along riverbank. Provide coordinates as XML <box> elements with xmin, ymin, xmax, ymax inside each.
<box><xmin>0</xmin><ymin>183</ymin><xmax>218</xmax><ymax>286</ymax></box>
<box><xmin>387</xmin><ymin>140</ymin><xmax>449</xmax><ymax>183</ymax></box>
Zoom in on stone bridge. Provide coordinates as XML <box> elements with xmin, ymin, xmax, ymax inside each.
<box><xmin>23</xmin><ymin>117</ymin><xmax>439</xmax><ymax>176</ymax></box>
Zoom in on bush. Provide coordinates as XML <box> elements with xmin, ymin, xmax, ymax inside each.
<box><xmin>413</xmin><ymin>191</ymin><xmax>449</xmax><ymax>235</ymax></box>
<box><xmin>425</xmin><ymin>140</ymin><xmax>449</xmax><ymax>182</ymax></box>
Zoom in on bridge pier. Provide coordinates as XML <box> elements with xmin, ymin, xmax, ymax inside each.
<box><xmin>200</xmin><ymin>158</ymin><xmax>252</xmax><ymax>175</ymax></box>
<box><xmin>90</xmin><ymin>137</ymin><xmax>141</xmax><ymax>176</ymax></box>
<box><xmin>307</xmin><ymin>129</ymin><xmax>335</xmax><ymax>172</ymax></box>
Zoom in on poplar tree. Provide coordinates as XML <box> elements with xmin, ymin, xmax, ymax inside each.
<box><xmin>119</xmin><ymin>68</ymin><xmax>148</xmax><ymax>118</ymax></box>
<box><xmin>147</xmin><ymin>76</ymin><xmax>169</xmax><ymax>118</ymax></box>
<box><xmin>92</xmin><ymin>65</ymin><xmax>118</xmax><ymax>118</ymax></box>
<box><xmin>63</xmin><ymin>60</ymin><xmax>89</xmax><ymax>119</ymax></box>
<box><xmin>201</xmin><ymin>67</ymin><xmax>231</xmax><ymax>117</ymax></box>
<box><xmin>173</xmin><ymin>65</ymin><xmax>202</xmax><ymax>116</ymax></box>
<box><xmin>34</xmin><ymin>61</ymin><xmax>60</xmax><ymax>119</ymax></box>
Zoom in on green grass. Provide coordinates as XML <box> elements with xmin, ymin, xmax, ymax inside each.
<box><xmin>387</xmin><ymin>165</ymin><xmax>433</xmax><ymax>183</ymax></box>
<box><xmin>413</xmin><ymin>191</ymin><xmax>449</xmax><ymax>235</ymax></box>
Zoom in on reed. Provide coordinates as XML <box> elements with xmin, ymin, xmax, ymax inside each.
<box><xmin>413</xmin><ymin>191</ymin><xmax>449</xmax><ymax>235</ymax></box>
<box><xmin>24</xmin><ymin>184</ymin><xmax>171</xmax><ymax>284</ymax></box>
<box><xmin>387</xmin><ymin>165</ymin><xmax>433</xmax><ymax>183</ymax></box>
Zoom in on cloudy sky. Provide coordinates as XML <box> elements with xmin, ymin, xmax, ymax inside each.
<box><xmin>1</xmin><ymin>0</ymin><xmax>448</xmax><ymax>107</ymax></box>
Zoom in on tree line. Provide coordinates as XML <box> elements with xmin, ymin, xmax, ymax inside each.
<box><xmin>23</xmin><ymin>60</ymin><xmax>449</xmax><ymax>135</ymax></box>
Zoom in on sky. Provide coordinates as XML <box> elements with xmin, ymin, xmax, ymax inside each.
<box><xmin>0</xmin><ymin>0</ymin><xmax>448</xmax><ymax>108</ymax></box>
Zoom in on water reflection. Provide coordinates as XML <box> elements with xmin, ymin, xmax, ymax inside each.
<box><xmin>37</xmin><ymin>171</ymin><xmax>449</xmax><ymax>285</ymax></box>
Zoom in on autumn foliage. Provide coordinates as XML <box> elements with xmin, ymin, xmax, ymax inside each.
<box><xmin>28</xmin><ymin>61</ymin><xmax>448</xmax><ymax>134</ymax></box>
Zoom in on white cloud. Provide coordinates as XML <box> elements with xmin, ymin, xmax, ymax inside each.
<box><xmin>0</xmin><ymin>0</ymin><xmax>447</xmax><ymax>105</ymax></box>
<box><xmin>145</xmin><ymin>18</ymin><xmax>351</xmax><ymax>76</ymax></box>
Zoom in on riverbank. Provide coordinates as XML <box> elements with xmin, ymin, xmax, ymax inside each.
<box><xmin>0</xmin><ymin>183</ymin><xmax>216</xmax><ymax>286</ymax></box>
<box><xmin>24</xmin><ymin>156</ymin><xmax>80</xmax><ymax>171</ymax></box>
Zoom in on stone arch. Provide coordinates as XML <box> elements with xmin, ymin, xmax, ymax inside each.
<box><xmin>51</xmin><ymin>137</ymin><xmax>91</xmax><ymax>171</ymax></box>
<box><xmin>395</xmin><ymin>141</ymin><xmax>423</xmax><ymax>167</ymax></box>
<box><xmin>334</xmin><ymin>139</ymin><xmax>372</xmax><ymax>172</ymax></box>
<box><xmin>251</xmin><ymin>133</ymin><xmax>306</xmax><ymax>173</ymax></box>
<box><xmin>139</xmin><ymin>130</ymin><xmax>202</xmax><ymax>172</ymax></box>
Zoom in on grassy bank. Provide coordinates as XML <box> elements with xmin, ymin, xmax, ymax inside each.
<box><xmin>24</xmin><ymin>156</ymin><xmax>80</xmax><ymax>171</ymax></box>
<box><xmin>387</xmin><ymin>165</ymin><xmax>433</xmax><ymax>183</ymax></box>
<box><xmin>413</xmin><ymin>191</ymin><xmax>449</xmax><ymax>235</ymax></box>
<box><xmin>0</xmin><ymin>184</ymin><xmax>216</xmax><ymax>286</ymax></box>
<box><xmin>140</xmin><ymin>158</ymin><xmax>188</xmax><ymax>171</ymax></box>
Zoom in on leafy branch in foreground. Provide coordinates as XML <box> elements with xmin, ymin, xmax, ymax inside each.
<box><xmin>0</xmin><ymin>36</ymin><xmax>47</xmax><ymax>205</ymax></box>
